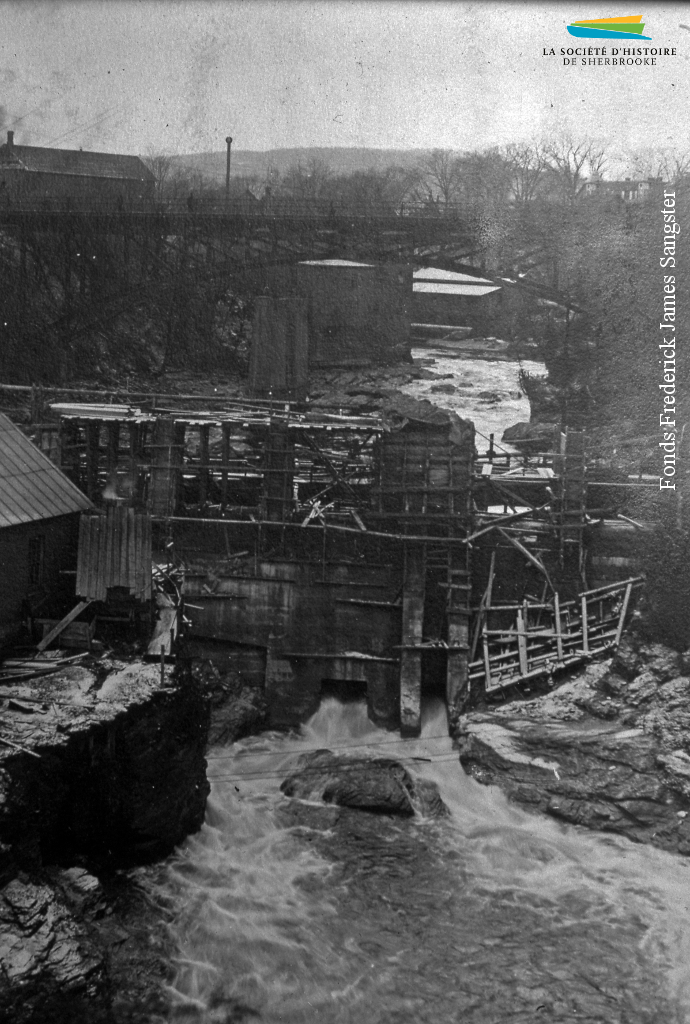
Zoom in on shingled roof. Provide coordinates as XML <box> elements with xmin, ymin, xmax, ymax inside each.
<box><xmin>0</xmin><ymin>415</ymin><xmax>92</xmax><ymax>528</ymax></box>
<box><xmin>0</xmin><ymin>142</ymin><xmax>153</xmax><ymax>183</ymax></box>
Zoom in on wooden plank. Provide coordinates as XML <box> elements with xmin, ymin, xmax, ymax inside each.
<box><xmin>85</xmin><ymin>515</ymin><xmax>97</xmax><ymax>600</ymax></box>
<box><xmin>103</xmin><ymin>506</ymin><xmax>113</xmax><ymax>593</ymax></box>
<box><xmin>118</xmin><ymin>507</ymin><xmax>127</xmax><ymax>589</ymax></box>
<box><xmin>554</xmin><ymin>592</ymin><xmax>564</xmax><ymax>661</ymax></box>
<box><xmin>85</xmin><ymin>421</ymin><xmax>100</xmax><ymax>501</ymax></box>
<box><xmin>516</xmin><ymin>606</ymin><xmax>529</xmax><ymax>676</ymax></box>
<box><xmin>466</xmin><ymin>502</ymin><xmax>551</xmax><ymax>544</ymax></box>
<box><xmin>399</xmin><ymin>545</ymin><xmax>425</xmax><ymax>736</ymax></box>
<box><xmin>110</xmin><ymin>506</ymin><xmax>119</xmax><ymax>588</ymax></box>
<box><xmin>615</xmin><ymin>583</ymin><xmax>634</xmax><ymax>646</ymax></box>
<box><xmin>580</xmin><ymin>576</ymin><xmax>644</xmax><ymax>598</ymax></box>
<box><xmin>134</xmin><ymin>513</ymin><xmax>143</xmax><ymax>600</ymax></box>
<box><xmin>95</xmin><ymin>513</ymin><xmax>107</xmax><ymax>602</ymax></box>
<box><xmin>107</xmin><ymin>506</ymin><xmax>115</xmax><ymax>590</ymax></box>
<box><xmin>105</xmin><ymin>422</ymin><xmax>120</xmax><ymax>479</ymax></box>
<box><xmin>470</xmin><ymin>551</ymin><xmax>495</xmax><ymax>663</ymax></box>
<box><xmin>75</xmin><ymin>515</ymin><xmax>90</xmax><ymax>598</ymax></box>
<box><xmin>143</xmin><ymin>515</ymin><xmax>152</xmax><ymax>600</ymax></box>
<box><xmin>497</xmin><ymin>528</ymin><xmax>555</xmax><ymax>591</ymax></box>
<box><xmin>482</xmin><ymin>628</ymin><xmax>493</xmax><ymax>691</ymax></box>
<box><xmin>581</xmin><ymin>595</ymin><xmax>589</xmax><ymax>654</ymax></box>
<box><xmin>221</xmin><ymin>424</ymin><xmax>230</xmax><ymax>507</ymax></box>
<box><xmin>37</xmin><ymin>600</ymin><xmax>92</xmax><ymax>651</ymax></box>
<box><xmin>199</xmin><ymin>424</ymin><xmax>210</xmax><ymax>505</ymax></box>
<box><xmin>127</xmin><ymin>508</ymin><xmax>136</xmax><ymax>596</ymax></box>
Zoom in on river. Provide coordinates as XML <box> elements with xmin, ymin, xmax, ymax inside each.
<box><xmin>150</xmin><ymin>357</ymin><xmax>690</xmax><ymax>1023</ymax></box>
<box><xmin>155</xmin><ymin>698</ymin><xmax>690</xmax><ymax>1023</ymax></box>
<box><xmin>400</xmin><ymin>351</ymin><xmax>546</xmax><ymax>451</ymax></box>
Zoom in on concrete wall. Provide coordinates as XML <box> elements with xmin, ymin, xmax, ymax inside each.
<box><xmin>183</xmin><ymin>559</ymin><xmax>401</xmax><ymax>728</ymax></box>
<box><xmin>0</xmin><ymin>514</ymin><xmax>80</xmax><ymax>645</ymax></box>
<box><xmin>249</xmin><ymin>296</ymin><xmax>309</xmax><ymax>397</ymax></box>
<box><xmin>258</xmin><ymin>262</ymin><xmax>412</xmax><ymax>367</ymax></box>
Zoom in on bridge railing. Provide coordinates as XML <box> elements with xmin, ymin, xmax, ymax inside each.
<box><xmin>0</xmin><ymin>194</ymin><xmax>472</xmax><ymax>221</ymax></box>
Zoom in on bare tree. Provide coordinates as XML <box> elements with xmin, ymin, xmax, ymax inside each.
<box><xmin>416</xmin><ymin>149</ymin><xmax>462</xmax><ymax>207</ymax></box>
<box><xmin>626</xmin><ymin>146</ymin><xmax>690</xmax><ymax>184</ymax></box>
<box><xmin>281</xmin><ymin>157</ymin><xmax>333</xmax><ymax>201</ymax></box>
<box><xmin>543</xmin><ymin>135</ymin><xmax>608</xmax><ymax>205</ymax></box>
<box><xmin>456</xmin><ymin>148</ymin><xmax>513</xmax><ymax>207</ymax></box>
<box><xmin>141</xmin><ymin>150</ymin><xmax>174</xmax><ymax>203</ymax></box>
<box><xmin>503</xmin><ymin>142</ymin><xmax>547</xmax><ymax>205</ymax></box>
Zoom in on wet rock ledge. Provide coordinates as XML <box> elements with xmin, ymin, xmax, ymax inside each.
<box><xmin>0</xmin><ymin>658</ymin><xmax>209</xmax><ymax>1023</ymax></box>
<box><xmin>457</xmin><ymin>637</ymin><xmax>690</xmax><ymax>855</ymax></box>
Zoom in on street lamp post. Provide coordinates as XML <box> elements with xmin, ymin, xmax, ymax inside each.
<box><xmin>225</xmin><ymin>136</ymin><xmax>233</xmax><ymax>204</ymax></box>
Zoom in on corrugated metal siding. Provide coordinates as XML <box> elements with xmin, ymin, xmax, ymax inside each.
<box><xmin>76</xmin><ymin>507</ymin><xmax>151</xmax><ymax>602</ymax></box>
<box><xmin>0</xmin><ymin>414</ymin><xmax>92</xmax><ymax>528</ymax></box>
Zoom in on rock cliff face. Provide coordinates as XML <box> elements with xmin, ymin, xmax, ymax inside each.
<box><xmin>457</xmin><ymin>638</ymin><xmax>690</xmax><ymax>855</ymax></box>
<box><xmin>0</xmin><ymin>659</ymin><xmax>210</xmax><ymax>1022</ymax></box>
<box><xmin>188</xmin><ymin>657</ymin><xmax>267</xmax><ymax>746</ymax></box>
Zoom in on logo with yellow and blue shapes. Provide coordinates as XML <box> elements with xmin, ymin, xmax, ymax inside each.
<box><xmin>567</xmin><ymin>15</ymin><xmax>651</xmax><ymax>40</ymax></box>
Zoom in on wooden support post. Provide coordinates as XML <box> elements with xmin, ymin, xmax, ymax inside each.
<box><xmin>59</xmin><ymin>419</ymin><xmax>80</xmax><ymax>485</ymax></box>
<box><xmin>37</xmin><ymin>600</ymin><xmax>93</xmax><ymax>652</ymax></box>
<box><xmin>149</xmin><ymin>417</ymin><xmax>183</xmax><ymax>516</ymax></box>
<box><xmin>85</xmin><ymin>421</ymin><xmax>100</xmax><ymax>501</ymax></box>
<box><xmin>554</xmin><ymin>592</ymin><xmax>564</xmax><ymax>661</ymax></box>
<box><xmin>470</xmin><ymin>550</ymin><xmax>495</xmax><ymax>663</ymax></box>
<box><xmin>128</xmin><ymin>423</ymin><xmax>141</xmax><ymax>504</ymax></box>
<box><xmin>262</xmin><ymin>424</ymin><xmax>295</xmax><ymax>522</ymax></box>
<box><xmin>482</xmin><ymin>630</ymin><xmax>493</xmax><ymax>691</ymax></box>
<box><xmin>105</xmin><ymin>421</ymin><xmax>120</xmax><ymax>498</ymax></box>
<box><xmin>199</xmin><ymin>424</ymin><xmax>210</xmax><ymax>505</ymax></box>
<box><xmin>517</xmin><ymin>603</ymin><xmax>529</xmax><ymax>676</ymax></box>
<box><xmin>581</xmin><ymin>594</ymin><xmax>589</xmax><ymax>654</ymax></box>
<box><xmin>221</xmin><ymin>424</ymin><xmax>230</xmax><ymax>508</ymax></box>
<box><xmin>399</xmin><ymin>544</ymin><xmax>426</xmax><ymax>736</ymax></box>
<box><xmin>614</xmin><ymin>583</ymin><xmax>633</xmax><ymax>646</ymax></box>
<box><xmin>446</xmin><ymin>557</ymin><xmax>470</xmax><ymax>724</ymax></box>
<box><xmin>498</xmin><ymin>528</ymin><xmax>555</xmax><ymax>593</ymax></box>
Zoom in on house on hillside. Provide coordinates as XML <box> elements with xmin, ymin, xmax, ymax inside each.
<box><xmin>584</xmin><ymin>176</ymin><xmax>664</xmax><ymax>202</ymax></box>
<box><xmin>0</xmin><ymin>414</ymin><xmax>92</xmax><ymax>646</ymax></box>
<box><xmin>0</xmin><ymin>130</ymin><xmax>155</xmax><ymax>209</ymax></box>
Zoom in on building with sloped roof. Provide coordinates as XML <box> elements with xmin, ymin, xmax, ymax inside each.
<box><xmin>0</xmin><ymin>414</ymin><xmax>92</xmax><ymax>644</ymax></box>
<box><xmin>0</xmin><ymin>130</ymin><xmax>155</xmax><ymax>208</ymax></box>
<box><xmin>412</xmin><ymin>266</ymin><xmax>502</xmax><ymax>332</ymax></box>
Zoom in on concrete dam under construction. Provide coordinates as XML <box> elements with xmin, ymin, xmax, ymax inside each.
<box><xmin>37</xmin><ymin>363</ymin><xmax>639</xmax><ymax>737</ymax></box>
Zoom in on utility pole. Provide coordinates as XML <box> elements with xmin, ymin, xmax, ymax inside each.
<box><xmin>225</xmin><ymin>136</ymin><xmax>233</xmax><ymax>204</ymax></box>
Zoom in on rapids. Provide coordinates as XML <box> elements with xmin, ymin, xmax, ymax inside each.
<box><xmin>401</xmin><ymin>352</ymin><xmax>545</xmax><ymax>449</ymax></box>
<box><xmin>154</xmin><ymin>698</ymin><xmax>690</xmax><ymax>1023</ymax></box>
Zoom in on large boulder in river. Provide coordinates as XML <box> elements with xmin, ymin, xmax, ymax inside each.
<box><xmin>281</xmin><ymin>750</ymin><xmax>447</xmax><ymax>818</ymax></box>
<box><xmin>502</xmin><ymin>421</ymin><xmax>555</xmax><ymax>446</ymax></box>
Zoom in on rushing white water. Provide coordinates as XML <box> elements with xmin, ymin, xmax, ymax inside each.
<box><xmin>401</xmin><ymin>352</ymin><xmax>545</xmax><ymax>450</ymax></box>
<box><xmin>157</xmin><ymin>698</ymin><xmax>690</xmax><ymax>1024</ymax></box>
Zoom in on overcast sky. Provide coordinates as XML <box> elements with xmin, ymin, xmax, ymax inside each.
<box><xmin>0</xmin><ymin>1</ymin><xmax>688</xmax><ymax>158</ymax></box>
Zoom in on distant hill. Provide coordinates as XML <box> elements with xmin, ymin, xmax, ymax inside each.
<box><xmin>172</xmin><ymin>147</ymin><xmax>432</xmax><ymax>183</ymax></box>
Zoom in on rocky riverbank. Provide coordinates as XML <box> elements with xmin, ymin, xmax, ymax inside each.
<box><xmin>0</xmin><ymin>658</ymin><xmax>209</xmax><ymax>1023</ymax></box>
<box><xmin>457</xmin><ymin>636</ymin><xmax>690</xmax><ymax>856</ymax></box>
